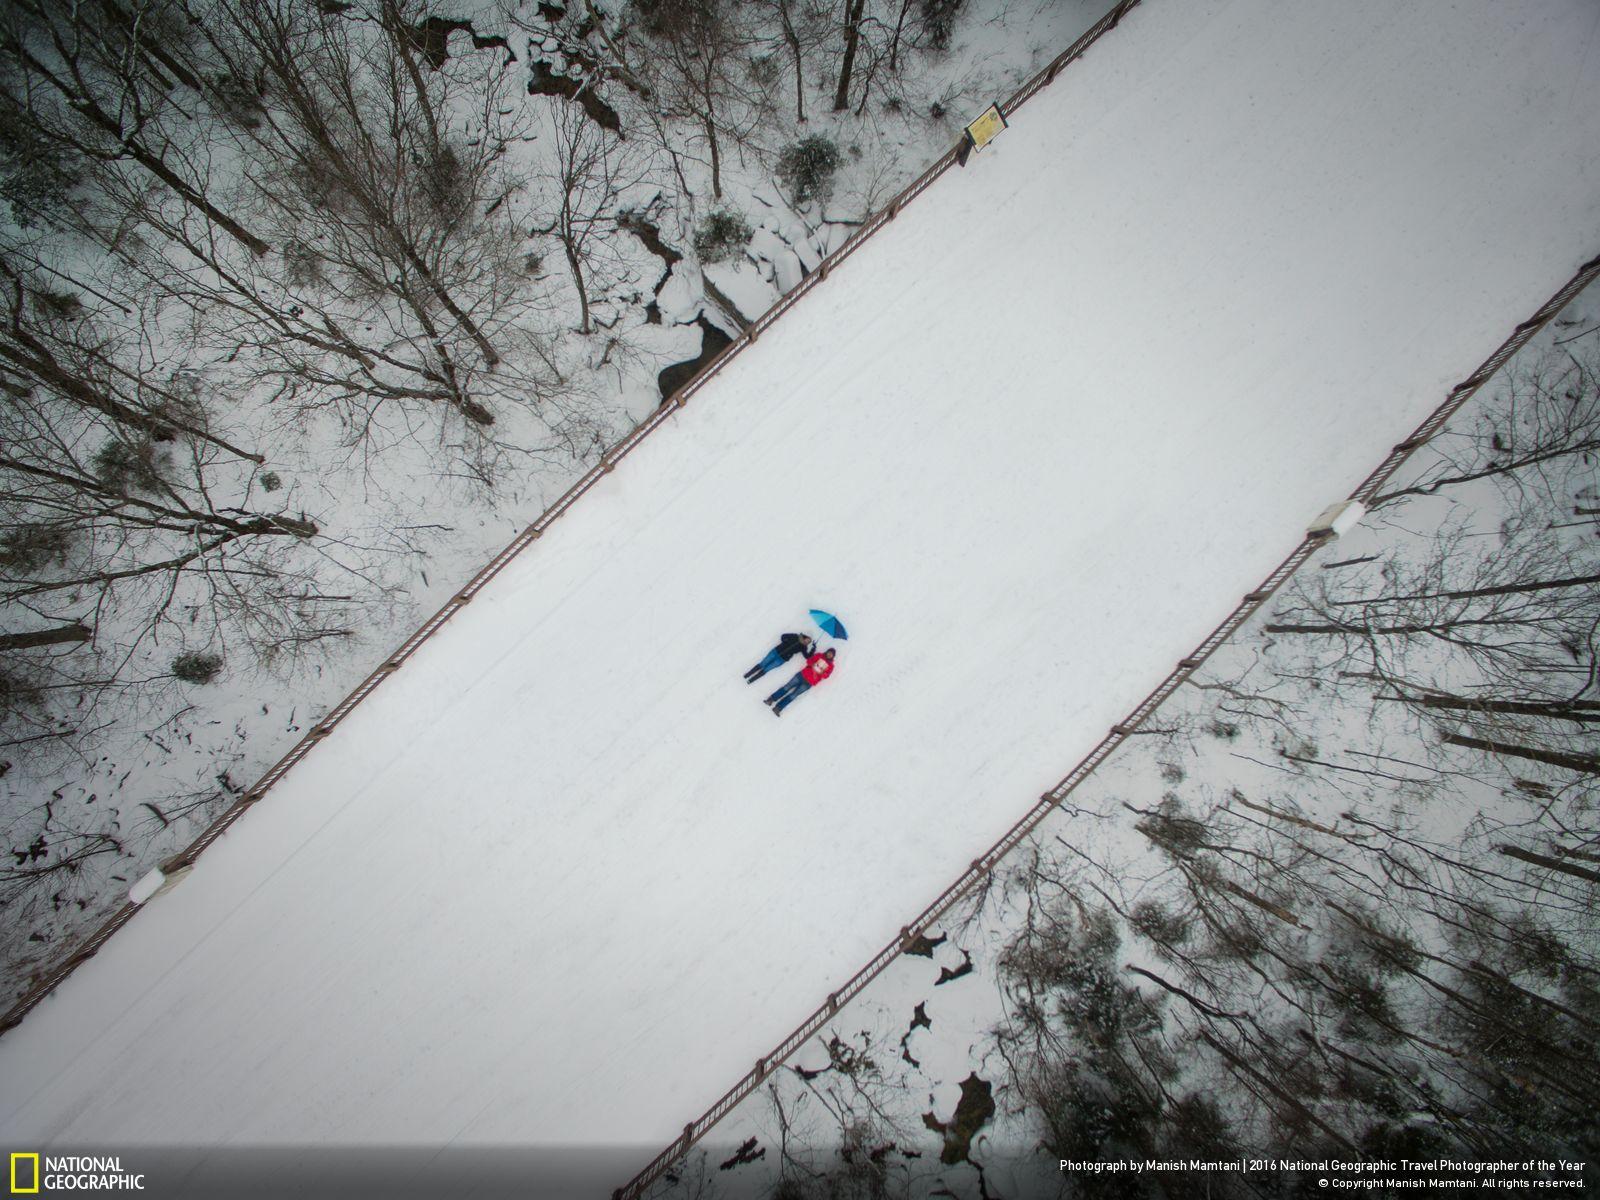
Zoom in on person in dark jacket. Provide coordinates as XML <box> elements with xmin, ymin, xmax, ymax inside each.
<box><xmin>765</xmin><ymin>647</ymin><xmax>836</xmax><ymax>716</ymax></box>
<box><xmin>744</xmin><ymin>632</ymin><xmax>816</xmax><ymax>684</ymax></box>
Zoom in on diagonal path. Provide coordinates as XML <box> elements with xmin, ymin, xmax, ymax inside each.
<box><xmin>3</xmin><ymin>0</ymin><xmax>1599</xmax><ymax>1191</ymax></box>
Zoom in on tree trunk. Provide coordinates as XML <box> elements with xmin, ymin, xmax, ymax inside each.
<box><xmin>583</xmin><ymin>0</ymin><xmax>649</xmax><ymax>97</ymax></box>
<box><xmin>1372</xmin><ymin>438</ymin><xmax>1600</xmax><ymax>507</ymax></box>
<box><xmin>17</xmin><ymin>46</ymin><xmax>272</xmax><ymax>258</ymax></box>
<box><xmin>0</xmin><ymin>624</ymin><xmax>91</xmax><ymax>651</ymax></box>
<box><xmin>96</xmin><ymin>122</ymin><xmax>270</xmax><ymax>258</ymax></box>
<box><xmin>388</xmin><ymin>234</ymin><xmax>502</xmax><ymax>368</ymax></box>
<box><xmin>565</xmin><ymin>243</ymin><xmax>591</xmax><ymax>335</ymax></box>
<box><xmin>0</xmin><ymin>331</ymin><xmax>264</xmax><ymax>463</ymax></box>
<box><xmin>889</xmin><ymin>0</ymin><xmax>913</xmax><ymax>70</ymax></box>
<box><xmin>93</xmin><ymin>0</ymin><xmax>204</xmax><ymax>92</ymax></box>
<box><xmin>1264</xmin><ymin>618</ymin><xmax>1504</xmax><ymax>636</ymax></box>
<box><xmin>1216</xmin><ymin>876</ymin><xmax>1304</xmax><ymax>928</ymax></box>
<box><xmin>1198</xmin><ymin>1031</ymin><xmax>1359</xmax><ymax>1152</ymax></box>
<box><xmin>1445</xmin><ymin>733</ymin><xmax>1600</xmax><ymax>775</ymax></box>
<box><xmin>703</xmin><ymin>112</ymin><xmax>723</xmax><ymax>199</ymax></box>
<box><xmin>1385</xmin><ymin>694</ymin><xmax>1600</xmax><ymax>724</ymax></box>
<box><xmin>381</xmin><ymin>0</ymin><xmax>443</xmax><ymax>151</ymax></box>
<box><xmin>777</xmin><ymin>0</ymin><xmax>806</xmax><ymax>121</ymax></box>
<box><xmin>395</xmin><ymin>278</ymin><xmax>493</xmax><ymax>424</ymax></box>
<box><xmin>833</xmin><ymin>0</ymin><xmax>865</xmax><ymax>112</ymax></box>
<box><xmin>1498</xmin><ymin>844</ymin><xmax>1600</xmax><ymax>885</ymax></box>
<box><xmin>1332</xmin><ymin>571</ymin><xmax>1600</xmax><ymax>607</ymax></box>
<box><xmin>0</xmin><ymin>454</ymin><xmax>317</xmax><ymax>541</ymax></box>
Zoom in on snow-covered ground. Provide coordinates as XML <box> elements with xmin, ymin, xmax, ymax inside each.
<box><xmin>4</xmin><ymin>0</ymin><xmax>1599</xmax><ymax>1192</ymax></box>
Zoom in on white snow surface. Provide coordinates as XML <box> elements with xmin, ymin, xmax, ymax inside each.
<box><xmin>5</xmin><ymin>0</ymin><xmax>1600</xmax><ymax>1174</ymax></box>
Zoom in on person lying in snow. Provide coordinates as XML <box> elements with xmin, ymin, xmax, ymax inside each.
<box><xmin>744</xmin><ymin>632</ymin><xmax>816</xmax><ymax>684</ymax></box>
<box><xmin>765</xmin><ymin>647</ymin><xmax>836</xmax><ymax>716</ymax></box>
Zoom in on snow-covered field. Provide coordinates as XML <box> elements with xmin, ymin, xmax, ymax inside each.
<box><xmin>4</xmin><ymin>0</ymin><xmax>1599</xmax><ymax>1192</ymax></box>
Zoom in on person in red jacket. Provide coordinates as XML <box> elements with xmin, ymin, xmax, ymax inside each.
<box><xmin>764</xmin><ymin>647</ymin><xmax>836</xmax><ymax>717</ymax></box>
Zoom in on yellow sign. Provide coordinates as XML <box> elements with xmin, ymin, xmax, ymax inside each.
<box><xmin>964</xmin><ymin>104</ymin><xmax>1008</xmax><ymax>151</ymax></box>
<box><xmin>10</xmin><ymin>1153</ymin><xmax>40</xmax><ymax>1195</ymax></box>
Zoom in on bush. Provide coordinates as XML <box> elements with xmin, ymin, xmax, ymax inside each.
<box><xmin>208</xmin><ymin>72</ymin><xmax>266</xmax><ymax>130</ymax></box>
<box><xmin>692</xmin><ymin>208</ymin><xmax>753</xmax><ymax>264</ymax></box>
<box><xmin>0</xmin><ymin>667</ymin><xmax>45</xmax><ymax>725</ymax></box>
<box><xmin>171</xmin><ymin>652</ymin><xmax>223</xmax><ymax>685</ymax></box>
<box><xmin>776</xmin><ymin>135</ymin><xmax>841</xmax><ymax>207</ymax></box>
<box><xmin>259</xmin><ymin>471</ymin><xmax>283</xmax><ymax>493</ymax></box>
<box><xmin>94</xmin><ymin>438</ymin><xmax>167</xmax><ymax>494</ymax></box>
<box><xmin>1206</xmin><ymin>717</ymin><xmax>1240</xmax><ymax>741</ymax></box>
<box><xmin>282</xmin><ymin>241</ymin><xmax>323</xmax><ymax>288</ymax></box>
<box><xmin>1324</xmin><ymin>959</ymin><xmax>1400</xmax><ymax>1044</ymax></box>
<box><xmin>292</xmin><ymin>159</ymin><xmax>354</xmax><ymax>216</ymax></box>
<box><xmin>0</xmin><ymin>524</ymin><xmax>72</xmax><ymax>573</ymax></box>
<box><xmin>1036</xmin><ymin>1076</ymin><xmax>1157</xmax><ymax>1169</ymax></box>
<box><xmin>1134</xmin><ymin>797</ymin><xmax>1208</xmax><ymax>860</ymax></box>
<box><xmin>31</xmin><ymin>288</ymin><xmax>84</xmax><ymax>320</ymax></box>
<box><xmin>418</xmin><ymin>143</ymin><xmax>470</xmax><ymax>222</ymax></box>
<box><xmin>920</xmin><ymin>0</ymin><xmax>962</xmax><ymax>50</ymax></box>
<box><xmin>633</xmin><ymin>0</ymin><xmax>706</xmax><ymax>41</ymax></box>
<box><xmin>0</xmin><ymin>104</ymin><xmax>82</xmax><ymax>226</ymax></box>
<box><xmin>1128</xmin><ymin>899</ymin><xmax>1189</xmax><ymax>947</ymax></box>
<box><xmin>154</xmin><ymin>371</ymin><xmax>209</xmax><ymax>434</ymax></box>
<box><xmin>746</xmin><ymin>52</ymin><xmax>780</xmax><ymax>88</ymax></box>
<box><xmin>1165</xmin><ymin>1093</ymin><xmax>1238</xmax><ymax>1158</ymax></box>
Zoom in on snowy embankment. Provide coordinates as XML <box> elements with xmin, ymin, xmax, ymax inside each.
<box><xmin>3</xmin><ymin>0</ymin><xmax>1599</xmax><ymax>1189</ymax></box>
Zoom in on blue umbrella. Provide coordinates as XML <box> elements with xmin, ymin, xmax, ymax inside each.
<box><xmin>809</xmin><ymin>608</ymin><xmax>848</xmax><ymax>640</ymax></box>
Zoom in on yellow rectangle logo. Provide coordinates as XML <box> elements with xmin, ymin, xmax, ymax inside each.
<box><xmin>10</xmin><ymin>1152</ymin><xmax>40</xmax><ymax>1194</ymax></box>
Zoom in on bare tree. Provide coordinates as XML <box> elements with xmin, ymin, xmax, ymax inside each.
<box><xmin>530</xmin><ymin>97</ymin><xmax>653</xmax><ymax>335</ymax></box>
<box><xmin>196</xmin><ymin>0</ymin><xmax>560</xmax><ymax>426</ymax></box>
<box><xmin>1371</xmin><ymin>344</ymin><xmax>1600</xmax><ymax>514</ymax></box>
<box><xmin>986</xmin><ymin>337</ymin><xmax>1600</xmax><ymax>1164</ymax></box>
<box><xmin>1265</xmin><ymin>520</ymin><xmax>1599</xmax><ymax>801</ymax></box>
<box><xmin>0</xmin><ymin>254</ymin><xmax>367</xmax><ymax>736</ymax></box>
<box><xmin>0</xmin><ymin>252</ymin><xmax>262</xmax><ymax>463</ymax></box>
<box><xmin>752</xmin><ymin>0</ymin><xmax>831</xmax><ymax>122</ymax></box>
<box><xmin>632</xmin><ymin>0</ymin><xmax>763</xmax><ymax>200</ymax></box>
<box><xmin>0</xmin><ymin>0</ymin><xmax>270</xmax><ymax>255</ymax></box>
<box><xmin>832</xmin><ymin>0</ymin><xmax>867</xmax><ymax>112</ymax></box>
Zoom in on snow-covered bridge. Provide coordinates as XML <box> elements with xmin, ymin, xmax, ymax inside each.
<box><xmin>3</xmin><ymin>0</ymin><xmax>1599</xmax><ymax>1194</ymax></box>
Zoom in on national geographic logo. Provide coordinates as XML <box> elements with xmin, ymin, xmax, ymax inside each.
<box><xmin>8</xmin><ymin>1154</ymin><xmax>145</xmax><ymax>1192</ymax></box>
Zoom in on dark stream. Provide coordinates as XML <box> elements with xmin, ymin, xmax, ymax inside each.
<box><xmin>657</xmin><ymin>315</ymin><xmax>733</xmax><ymax>405</ymax></box>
